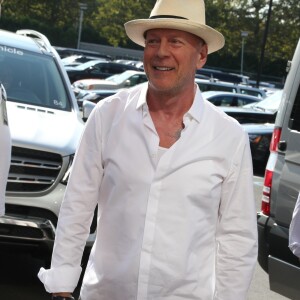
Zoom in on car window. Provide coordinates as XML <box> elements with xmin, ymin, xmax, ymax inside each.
<box><xmin>220</xmin><ymin>96</ymin><xmax>234</xmax><ymax>106</ymax></box>
<box><xmin>239</xmin><ymin>88</ymin><xmax>264</xmax><ymax>98</ymax></box>
<box><xmin>128</xmin><ymin>74</ymin><xmax>148</xmax><ymax>86</ymax></box>
<box><xmin>208</xmin><ymin>95</ymin><xmax>235</xmax><ymax>106</ymax></box>
<box><xmin>289</xmin><ymin>84</ymin><xmax>300</xmax><ymax>130</ymax></box>
<box><xmin>197</xmin><ymin>82</ymin><xmax>236</xmax><ymax>93</ymax></box>
<box><xmin>0</xmin><ymin>48</ymin><xmax>71</xmax><ymax>111</ymax></box>
<box><xmin>236</xmin><ymin>97</ymin><xmax>258</xmax><ymax>106</ymax></box>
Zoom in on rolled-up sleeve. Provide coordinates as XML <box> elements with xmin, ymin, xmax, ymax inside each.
<box><xmin>214</xmin><ymin>132</ymin><xmax>258</xmax><ymax>300</ymax></box>
<box><xmin>38</xmin><ymin>105</ymin><xmax>104</xmax><ymax>293</ymax></box>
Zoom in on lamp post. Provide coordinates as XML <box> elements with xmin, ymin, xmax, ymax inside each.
<box><xmin>240</xmin><ymin>31</ymin><xmax>249</xmax><ymax>75</ymax></box>
<box><xmin>0</xmin><ymin>0</ymin><xmax>4</xmax><ymax>18</ymax></box>
<box><xmin>77</xmin><ymin>3</ymin><xmax>88</xmax><ymax>49</ymax></box>
<box><xmin>256</xmin><ymin>0</ymin><xmax>273</xmax><ymax>87</ymax></box>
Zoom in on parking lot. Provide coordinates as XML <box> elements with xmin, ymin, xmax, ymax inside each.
<box><xmin>0</xmin><ymin>175</ymin><xmax>291</xmax><ymax>300</ymax></box>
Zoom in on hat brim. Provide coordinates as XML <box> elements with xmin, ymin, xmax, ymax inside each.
<box><xmin>124</xmin><ymin>19</ymin><xmax>225</xmax><ymax>54</ymax></box>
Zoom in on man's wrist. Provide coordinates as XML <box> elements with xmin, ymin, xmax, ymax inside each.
<box><xmin>52</xmin><ymin>295</ymin><xmax>75</xmax><ymax>300</ymax></box>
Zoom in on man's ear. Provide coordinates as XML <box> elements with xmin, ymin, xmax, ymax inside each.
<box><xmin>196</xmin><ymin>44</ymin><xmax>208</xmax><ymax>69</ymax></box>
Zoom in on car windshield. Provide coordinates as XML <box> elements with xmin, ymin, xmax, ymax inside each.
<box><xmin>243</xmin><ymin>90</ymin><xmax>283</xmax><ymax>112</ymax></box>
<box><xmin>0</xmin><ymin>46</ymin><xmax>71</xmax><ymax>111</ymax></box>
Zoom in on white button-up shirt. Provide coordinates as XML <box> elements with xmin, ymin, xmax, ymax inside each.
<box><xmin>38</xmin><ymin>83</ymin><xmax>258</xmax><ymax>300</ymax></box>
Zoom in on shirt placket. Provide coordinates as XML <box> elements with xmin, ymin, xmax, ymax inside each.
<box><xmin>137</xmin><ymin>106</ymin><xmax>161</xmax><ymax>299</ymax></box>
<box><xmin>136</xmin><ymin>107</ymin><xmax>192</xmax><ymax>299</ymax></box>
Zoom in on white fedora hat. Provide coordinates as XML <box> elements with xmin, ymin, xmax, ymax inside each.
<box><xmin>124</xmin><ymin>0</ymin><xmax>225</xmax><ymax>54</ymax></box>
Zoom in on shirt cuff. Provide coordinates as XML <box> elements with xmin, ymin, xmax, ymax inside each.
<box><xmin>38</xmin><ymin>265</ymin><xmax>82</xmax><ymax>293</ymax></box>
<box><xmin>289</xmin><ymin>242</ymin><xmax>300</xmax><ymax>258</ymax></box>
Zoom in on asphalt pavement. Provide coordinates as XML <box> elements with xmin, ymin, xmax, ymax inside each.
<box><xmin>0</xmin><ymin>175</ymin><xmax>291</xmax><ymax>300</ymax></box>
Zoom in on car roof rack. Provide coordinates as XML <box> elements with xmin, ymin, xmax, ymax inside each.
<box><xmin>16</xmin><ymin>29</ymin><xmax>52</xmax><ymax>53</ymax></box>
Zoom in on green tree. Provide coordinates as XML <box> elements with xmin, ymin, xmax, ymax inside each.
<box><xmin>90</xmin><ymin>0</ymin><xmax>155</xmax><ymax>47</ymax></box>
<box><xmin>0</xmin><ymin>0</ymin><xmax>299</xmax><ymax>80</ymax></box>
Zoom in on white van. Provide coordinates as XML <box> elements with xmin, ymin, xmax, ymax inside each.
<box><xmin>257</xmin><ymin>38</ymin><xmax>300</xmax><ymax>299</ymax></box>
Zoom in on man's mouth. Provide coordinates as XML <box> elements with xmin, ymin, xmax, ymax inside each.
<box><xmin>153</xmin><ymin>66</ymin><xmax>174</xmax><ymax>71</ymax></box>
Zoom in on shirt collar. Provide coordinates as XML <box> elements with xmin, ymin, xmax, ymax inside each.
<box><xmin>136</xmin><ymin>82</ymin><xmax>204</xmax><ymax>123</ymax></box>
<box><xmin>186</xmin><ymin>84</ymin><xmax>204</xmax><ymax>123</ymax></box>
<box><xmin>136</xmin><ymin>83</ymin><xmax>148</xmax><ymax>110</ymax></box>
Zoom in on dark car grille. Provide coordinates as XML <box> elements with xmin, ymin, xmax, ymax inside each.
<box><xmin>7</xmin><ymin>146</ymin><xmax>62</xmax><ymax>193</ymax></box>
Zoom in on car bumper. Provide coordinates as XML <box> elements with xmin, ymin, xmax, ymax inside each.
<box><xmin>1</xmin><ymin>183</ymin><xmax>95</xmax><ymax>252</ymax></box>
<box><xmin>0</xmin><ymin>214</ymin><xmax>55</xmax><ymax>252</ymax></box>
<box><xmin>257</xmin><ymin>212</ymin><xmax>300</xmax><ymax>299</ymax></box>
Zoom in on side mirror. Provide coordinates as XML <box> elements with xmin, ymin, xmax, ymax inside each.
<box><xmin>82</xmin><ymin>100</ymin><xmax>96</xmax><ymax>122</ymax></box>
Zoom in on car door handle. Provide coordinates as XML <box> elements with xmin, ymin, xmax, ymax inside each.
<box><xmin>278</xmin><ymin>140</ymin><xmax>287</xmax><ymax>151</ymax></box>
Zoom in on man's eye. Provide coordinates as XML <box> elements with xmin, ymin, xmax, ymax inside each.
<box><xmin>146</xmin><ymin>39</ymin><xmax>159</xmax><ymax>45</ymax></box>
<box><xmin>171</xmin><ymin>39</ymin><xmax>182</xmax><ymax>45</ymax></box>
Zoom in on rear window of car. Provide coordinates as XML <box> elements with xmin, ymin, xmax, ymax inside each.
<box><xmin>197</xmin><ymin>82</ymin><xmax>236</xmax><ymax>93</ymax></box>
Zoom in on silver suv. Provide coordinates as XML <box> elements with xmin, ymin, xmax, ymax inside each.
<box><xmin>257</xmin><ymin>38</ymin><xmax>300</xmax><ymax>299</ymax></box>
<box><xmin>0</xmin><ymin>29</ymin><xmax>94</xmax><ymax>259</ymax></box>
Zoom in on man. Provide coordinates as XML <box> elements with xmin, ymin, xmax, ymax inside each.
<box><xmin>0</xmin><ymin>83</ymin><xmax>11</xmax><ymax>216</ymax></box>
<box><xmin>38</xmin><ymin>0</ymin><xmax>258</xmax><ymax>299</ymax></box>
<box><xmin>289</xmin><ymin>193</ymin><xmax>300</xmax><ymax>261</ymax></box>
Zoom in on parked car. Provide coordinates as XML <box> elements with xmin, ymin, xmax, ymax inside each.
<box><xmin>243</xmin><ymin>89</ymin><xmax>283</xmax><ymax>112</ymax></box>
<box><xmin>113</xmin><ymin>59</ymin><xmax>144</xmax><ymax>70</ymax></box>
<box><xmin>220</xmin><ymin>92</ymin><xmax>282</xmax><ymax>171</ymax></box>
<box><xmin>257</xmin><ymin>38</ymin><xmax>300</xmax><ymax>299</ymax></box>
<box><xmin>220</xmin><ymin>106</ymin><xmax>276</xmax><ymax>124</ymax></box>
<box><xmin>0</xmin><ymin>83</ymin><xmax>11</xmax><ymax>216</ymax></box>
<box><xmin>65</xmin><ymin>60</ymin><xmax>140</xmax><ymax>83</ymax></box>
<box><xmin>77</xmin><ymin>89</ymin><xmax>118</xmax><ymax>108</ymax></box>
<box><xmin>61</xmin><ymin>55</ymin><xmax>108</xmax><ymax>67</ymax></box>
<box><xmin>202</xmin><ymin>91</ymin><xmax>262</xmax><ymax>107</ymax></box>
<box><xmin>219</xmin><ymin>89</ymin><xmax>283</xmax><ymax>124</ymax></box>
<box><xmin>0</xmin><ymin>29</ymin><xmax>95</xmax><ymax>261</ymax></box>
<box><xmin>196</xmin><ymin>68</ymin><xmax>249</xmax><ymax>84</ymax></box>
<box><xmin>54</xmin><ymin>46</ymin><xmax>111</xmax><ymax>60</ymax></box>
<box><xmin>196</xmin><ymin>78</ymin><xmax>267</xmax><ymax>98</ymax></box>
<box><xmin>72</xmin><ymin>70</ymin><xmax>148</xmax><ymax>98</ymax></box>
<box><xmin>243</xmin><ymin>123</ymin><xmax>274</xmax><ymax>173</ymax></box>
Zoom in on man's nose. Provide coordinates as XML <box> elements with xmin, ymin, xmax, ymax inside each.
<box><xmin>156</xmin><ymin>40</ymin><xmax>170</xmax><ymax>57</ymax></box>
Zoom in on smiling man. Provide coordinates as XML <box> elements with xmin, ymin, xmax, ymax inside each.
<box><xmin>38</xmin><ymin>1</ymin><xmax>258</xmax><ymax>300</ymax></box>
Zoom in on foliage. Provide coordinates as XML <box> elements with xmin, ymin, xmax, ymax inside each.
<box><xmin>90</xmin><ymin>0</ymin><xmax>155</xmax><ymax>47</ymax></box>
<box><xmin>0</xmin><ymin>0</ymin><xmax>299</xmax><ymax>80</ymax></box>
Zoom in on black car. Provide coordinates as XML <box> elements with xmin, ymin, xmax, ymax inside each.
<box><xmin>65</xmin><ymin>60</ymin><xmax>140</xmax><ymax>83</ymax></box>
<box><xmin>220</xmin><ymin>106</ymin><xmax>276</xmax><ymax>124</ymax></box>
<box><xmin>77</xmin><ymin>90</ymin><xmax>118</xmax><ymax>108</ymax></box>
<box><xmin>242</xmin><ymin>123</ymin><xmax>274</xmax><ymax>174</ymax></box>
<box><xmin>220</xmin><ymin>89</ymin><xmax>282</xmax><ymax>124</ymax></box>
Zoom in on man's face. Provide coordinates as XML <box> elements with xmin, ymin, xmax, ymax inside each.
<box><xmin>143</xmin><ymin>28</ymin><xmax>208</xmax><ymax>95</ymax></box>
